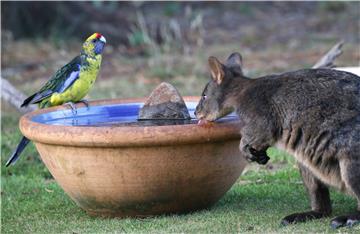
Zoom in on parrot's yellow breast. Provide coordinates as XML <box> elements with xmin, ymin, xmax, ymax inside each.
<box><xmin>48</xmin><ymin>55</ymin><xmax>102</xmax><ymax>107</ymax></box>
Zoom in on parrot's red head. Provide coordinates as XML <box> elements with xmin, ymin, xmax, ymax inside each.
<box><xmin>82</xmin><ymin>33</ymin><xmax>106</xmax><ymax>56</ymax></box>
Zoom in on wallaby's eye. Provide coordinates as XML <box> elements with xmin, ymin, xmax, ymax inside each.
<box><xmin>202</xmin><ymin>95</ymin><xmax>207</xmax><ymax>100</ymax></box>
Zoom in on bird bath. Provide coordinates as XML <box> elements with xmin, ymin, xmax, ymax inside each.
<box><xmin>20</xmin><ymin>97</ymin><xmax>247</xmax><ymax>217</ymax></box>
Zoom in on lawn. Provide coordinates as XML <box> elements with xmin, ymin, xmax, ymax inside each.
<box><xmin>2</xmin><ymin>109</ymin><xmax>360</xmax><ymax>233</ymax></box>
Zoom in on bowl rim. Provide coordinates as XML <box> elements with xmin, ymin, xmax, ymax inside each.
<box><xmin>20</xmin><ymin>96</ymin><xmax>242</xmax><ymax>147</ymax></box>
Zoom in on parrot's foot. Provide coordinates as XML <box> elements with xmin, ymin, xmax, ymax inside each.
<box><xmin>78</xmin><ymin>99</ymin><xmax>90</xmax><ymax>110</ymax></box>
<box><xmin>65</xmin><ymin>102</ymin><xmax>77</xmax><ymax>115</ymax></box>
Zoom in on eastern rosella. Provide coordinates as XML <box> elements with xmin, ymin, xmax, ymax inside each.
<box><xmin>5</xmin><ymin>33</ymin><xmax>106</xmax><ymax>167</ymax></box>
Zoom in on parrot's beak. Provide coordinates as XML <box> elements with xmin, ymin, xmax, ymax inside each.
<box><xmin>99</xmin><ymin>36</ymin><xmax>106</xmax><ymax>44</ymax></box>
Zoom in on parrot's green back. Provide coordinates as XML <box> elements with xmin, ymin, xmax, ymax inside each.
<box><xmin>38</xmin><ymin>54</ymin><xmax>102</xmax><ymax>108</ymax></box>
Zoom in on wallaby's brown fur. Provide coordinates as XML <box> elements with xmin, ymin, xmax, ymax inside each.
<box><xmin>195</xmin><ymin>53</ymin><xmax>360</xmax><ymax>228</ymax></box>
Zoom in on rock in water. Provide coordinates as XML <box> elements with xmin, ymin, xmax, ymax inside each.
<box><xmin>138</xmin><ymin>82</ymin><xmax>191</xmax><ymax>120</ymax></box>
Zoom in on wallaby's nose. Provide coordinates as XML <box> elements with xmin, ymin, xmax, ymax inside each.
<box><xmin>194</xmin><ymin>108</ymin><xmax>203</xmax><ymax>119</ymax></box>
<box><xmin>194</xmin><ymin>109</ymin><xmax>205</xmax><ymax>120</ymax></box>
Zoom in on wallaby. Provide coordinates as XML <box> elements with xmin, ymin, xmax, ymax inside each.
<box><xmin>195</xmin><ymin>52</ymin><xmax>360</xmax><ymax>228</ymax></box>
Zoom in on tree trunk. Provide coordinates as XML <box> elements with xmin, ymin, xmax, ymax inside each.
<box><xmin>1</xmin><ymin>77</ymin><xmax>36</xmax><ymax>113</ymax></box>
<box><xmin>312</xmin><ymin>40</ymin><xmax>344</xmax><ymax>69</ymax></box>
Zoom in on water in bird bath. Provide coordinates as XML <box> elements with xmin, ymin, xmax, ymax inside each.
<box><xmin>31</xmin><ymin>102</ymin><xmax>238</xmax><ymax>127</ymax></box>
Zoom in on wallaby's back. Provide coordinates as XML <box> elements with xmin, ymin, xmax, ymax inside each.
<box><xmin>242</xmin><ymin>68</ymin><xmax>360</xmax><ymax>190</ymax></box>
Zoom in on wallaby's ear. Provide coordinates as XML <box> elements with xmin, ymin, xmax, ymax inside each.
<box><xmin>225</xmin><ymin>52</ymin><xmax>243</xmax><ymax>76</ymax></box>
<box><xmin>208</xmin><ymin>56</ymin><xmax>225</xmax><ymax>85</ymax></box>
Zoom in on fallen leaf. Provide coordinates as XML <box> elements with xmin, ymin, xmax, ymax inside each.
<box><xmin>45</xmin><ymin>188</ymin><xmax>54</xmax><ymax>193</ymax></box>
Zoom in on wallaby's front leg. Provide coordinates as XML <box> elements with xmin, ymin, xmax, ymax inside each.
<box><xmin>281</xmin><ymin>163</ymin><xmax>331</xmax><ymax>225</ymax></box>
<box><xmin>239</xmin><ymin>123</ymin><xmax>274</xmax><ymax>164</ymax></box>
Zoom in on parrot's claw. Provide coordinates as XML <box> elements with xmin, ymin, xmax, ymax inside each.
<box><xmin>79</xmin><ymin>99</ymin><xmax>90</xmax><ymax>110</ymax></box>
<box><xmin>65</xmin><ymin>102</ymin><xmax>77</xmax><ymax>115</ymax></box>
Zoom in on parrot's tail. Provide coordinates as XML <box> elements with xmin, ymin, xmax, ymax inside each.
<box><xmin>21</xmin><ymin>93</ymin><xmax>36</xmax><ymax>107</ymax></box>
<box><xmin>5</xmin><ymin>136</ymin><xmax>30</xmax><ymax>167</ymax></box>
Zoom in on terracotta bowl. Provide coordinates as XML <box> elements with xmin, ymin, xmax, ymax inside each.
<box><xmin>20</xmin><ymin>97</ymin><xmax>246</xmax><ymax>217</ymax></box>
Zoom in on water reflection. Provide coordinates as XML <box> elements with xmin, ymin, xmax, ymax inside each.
<box><xmin>31</xmin><ymin>102</ymin><xmax>238</xmax><ymax>127</ymax></box>
<box><xmin>101</xmin><ymin>118</ymin><xmax>197</xmax><ymax>127</ymax></box>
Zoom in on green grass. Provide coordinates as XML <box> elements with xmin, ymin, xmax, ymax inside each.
<box><xmin>2</xmin><ymin>111</ymin><xmax>360</xmax><ymax>234</ymax></box>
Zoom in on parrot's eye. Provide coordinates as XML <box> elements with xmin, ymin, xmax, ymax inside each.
<box><xmin>92</xmin><ymin>39</ymin><xmax>97</xmax><ymax>43</ymax></box>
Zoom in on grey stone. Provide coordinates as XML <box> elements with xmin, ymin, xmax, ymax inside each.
<box><xmin>138</xmin><ymin>82</ymin><xmax>191</xmax><ymax>120</ymax></box>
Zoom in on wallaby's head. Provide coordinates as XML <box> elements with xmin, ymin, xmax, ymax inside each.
<box><xmin>195</xmin><ymin>52</ymin><xmax>244</xmax><ymax>121</ymax></box>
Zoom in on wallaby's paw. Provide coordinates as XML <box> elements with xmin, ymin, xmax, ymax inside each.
<box><xmin>330</xmin><ymin>213</ymin><xmax>360</xmax><ymax>229</ymax></box>
<box><xmin>249</xmin><ymin>148</ymin><xmax>270</xmax><ymax>165</ymax></box>
<box><xmin>281</xmin><ymin>211</ymin><xmax>325</xmax><ymax>226</ymax></box>
<box><xmin>257</xmin><ymin>154</ymin><xmax>270</xmax><ymax>165</ymax></box>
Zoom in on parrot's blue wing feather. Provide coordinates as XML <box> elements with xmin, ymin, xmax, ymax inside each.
<box><xmin>57</xmin><ymin>66</ymin><xmax>80</xmax><ymax>93</ymax></box>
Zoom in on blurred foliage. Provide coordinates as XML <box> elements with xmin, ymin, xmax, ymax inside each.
<box><xmin>128</xmin><ymin>30</ymin><xmax>150</xmax><ymax>47</ymax></box>
<box><xmin>163</xmin><ymin>2</ymin><xmax>181</xmax><ymax>17</ymax></box>
<box><xmin>318</xmin><ymin>1</ymin><xmax>347</xmax><ymax>13</ymax></box>
<box><xmin>3</xmin><ymin>1</ymin><xmax>356</xmax><ymax>48</ymax></box>
<box><xmin>3</xmin><ymin>2</ymin><xmax>82</xmax><ymax>39</ymax></box>
<box><xmin>2</xmin><ymin>2</ymin><xmax>133</xmax><ymax>45</ymax></box>
<box><xmin>1</xmin><ymin>1</ymin><xmax>204</xmax><ymax>51</ymax></box>
<box><xmin>237</xmin><ymin>3</ymin><xmax>253</xmax><ymax>16</ymax></box>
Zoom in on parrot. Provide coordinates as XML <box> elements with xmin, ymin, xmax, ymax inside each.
<box><xmin>5</xmin><ymin>32</ymin><xmax>106</xmax><ymax>167</ymax></box>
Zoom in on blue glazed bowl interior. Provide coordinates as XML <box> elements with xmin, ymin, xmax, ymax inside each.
<box><xmin>31</xmin><ymin>102</ymin><xmax>238</xmax><ymax>127</ymax></box>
